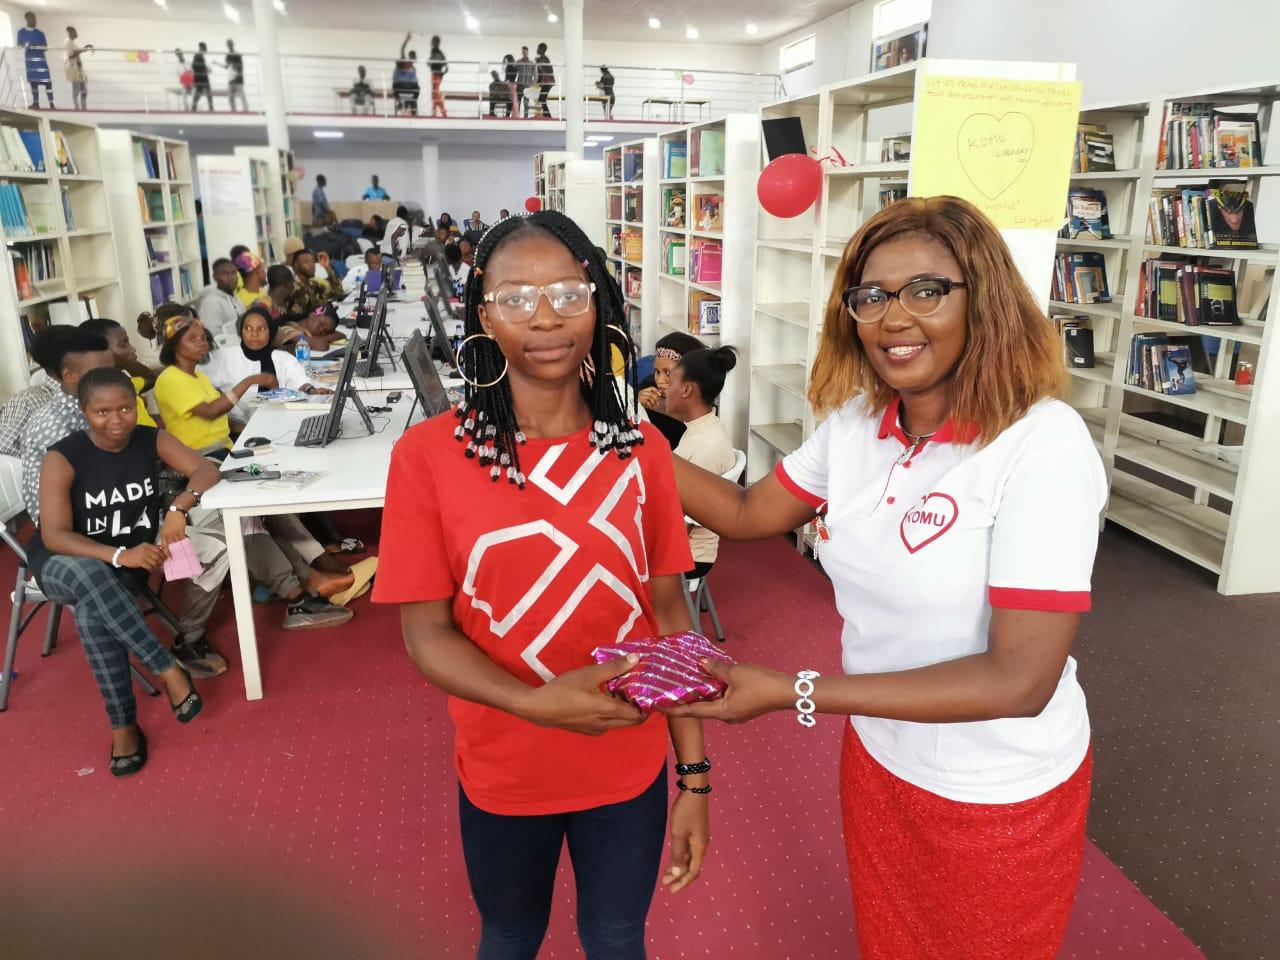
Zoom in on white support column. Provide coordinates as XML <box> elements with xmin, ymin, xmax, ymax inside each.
<box><xmin>563</xmin><ymin>0</ymin><xmax>585</xmax><ymax>157</ymax></box>
<box><xmin>421</xmin><ymin>142</ymin><xmax>441</xmax><ymax>219</ymax></box>
<box><xmin>251</xmin><ymin>0</ymin><xmax>290</xmax><ymax>152</ymax></box>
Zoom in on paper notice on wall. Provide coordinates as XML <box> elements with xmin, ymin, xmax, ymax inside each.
<box><xmin>201</xmin><ymin>165</ymin><xmax>253</xmax><ymax>216</ymax></box>
<box><xmin>910</xmin><ymin>72</ymin><xmax>1081</xmax><ymax>230</ymax></box>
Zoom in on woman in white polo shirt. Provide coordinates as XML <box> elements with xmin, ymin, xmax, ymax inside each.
<box><xmin>668</xmin><ymin>196</ymin><xmax>1107</xmax><ymax>960</ymax></box>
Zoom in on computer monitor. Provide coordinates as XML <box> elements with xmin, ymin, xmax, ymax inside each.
<box><xmin>431</xmin><ymin>259</ymin><xmax>459</xmax><ymax>316</ymax></box>
<box><xmin>364</xmin><ymin>267</ymin><xmax>383</xmax><ymax>293</ymax></box>
<box><xmin>402</xmin><ymin>330</ymin><xmax>452</xmax><ymax>421</ymax></box>
<box><xmin>356</xmin><ymin>279</ymin><xmax>392</xmax><ymax>376</ymax></box>
<box><xmin>294</xmin><ymin>322</ymin><xmax>376</xmax><ymax>448</ymax></box>
<box><xmin>422</xmin><ymin>288</ymin><xmax>460</xmax><ymax>375</ymax></box>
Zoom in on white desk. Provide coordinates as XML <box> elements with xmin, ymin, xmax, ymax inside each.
<box><xmin>203</xmin><ymin>294</ymin><xmax>462</xmax><ymax>700</ymax></box>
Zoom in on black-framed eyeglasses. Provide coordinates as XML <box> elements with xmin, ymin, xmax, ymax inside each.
<box><xmin>842</xmin><ymin>277</ymin><xmax>967</xmax><ymax>325</ymax></box>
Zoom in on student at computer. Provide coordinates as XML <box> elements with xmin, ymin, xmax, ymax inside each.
<box><xmin>661</xmin><ymin>346</ymin><xmax>738</xmax><ymax>580</ymax></box>
<box><xmin>272</xmin><ymin>304</ymin><xmax>346</xmax><ymax>354</ymax></box>
<box><xmin>205</xmin><ymin>305</ymin><xmax>332</xmax><ymax>421</ymax></box>
<box><xmin>374</xmin><ymin>210</ymin><xmax>709</xmax><ymax>958</ymax></box>
<box><xmin>343</xmin><ymin>247</ymin><xmax>385</xmax><ymax>294</ymax></box>
<box><xmin>151</xmin><ymin>308</ymin><xmax>358</xmax><ymax>625</ymax></box>
<box><xmin>443</xmin><ymin>242</ymin><xmax>469</xmax><ymax>297</ymax></box>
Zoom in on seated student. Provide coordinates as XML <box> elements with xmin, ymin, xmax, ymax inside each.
<box><xmin>229</xmin><ymin>244</ymin><xmax>251</xmax><ymax>291</ymax></box>
<box><xmin>0</xmin><ymin>325</ymin><xmax>65</xmax><ymax>456</ymax></box>
<box><xmin>79</xmin><ymin>318</ymin><xmax>159</xmax><ymax>427</ymax></box>
<box><xmin>343</xmin><ymin>247</ymin><xmax>385</xmax><ymax>294</ymax></box>
<box><xmin>196</xmin><ymin>257</ymin><xmax>245</xmax><ymax>344</ymax></box>
<box><xmin>235</xmin><ymin>252</ymin><xmax>269</xmax><ymax>309</ymax></box>
<box><xmin>151</xmin><ymin>310</ymin><xmax>358</xmax><ymax>624</ymax></box>
<box><xmin>436</xmin><ymin>211</ymin><xmax>460</xmax><ymax>238</ymax></box>
<box><xmin>205</xmin><ymin>306</ymin><xmax>332</xmax><ymax>422</ymax></box>
<box><xmin>380</xmin><ymin>205</ymin><xmax>410</xmax><ymax>258</ymax></box>
<box><xmin>458</xmin><ymin>236</ymin><xmax>475</xmax><ymax>267</ymax></box>
<box><xmin>264</xmin><ymin>264</ymin><xmax>301</xmax><ymax>321</ymax></box>
<box><xmin>443</xmin><ymin>241</ymin><xmax>469</xmax><ymax>297</ymax></box>
<box><xmin>638</xmin><ymin>331</ymin><xmax>705</xmax><ymax>449</ymax></box>
<box><xmin>284</xmin><ymin>240</ymin><xmax>341</xmax><ymax>316</ymax></box>
<box><xmin>30</xmin><ymin>367</ymin><xmax>223</xmax><ymax>775</ymax></box>
<box><xmin>662</xmin><ymin>346</ymin><xmax>739</xmax><ymax>580</ymax></box>
<box><xmin>272</xmin><ymin>304</ymin><xmax>345</xmax><ymax>353</ymax></box>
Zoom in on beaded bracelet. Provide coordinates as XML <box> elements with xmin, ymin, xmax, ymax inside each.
<box><xmin>675</xmin><ymin>757</ymin><xmax>711</xmax><ymax>777</ymax></box>
<box><xmin>677</xmin><ymin>780</ymin><xmax>712</xmax><ymax>795</ymax></box>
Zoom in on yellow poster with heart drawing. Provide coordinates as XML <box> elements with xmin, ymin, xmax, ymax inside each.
<box><xmin>909</xmin><ymin>73</ymin><xmax>1082</xmax><ymax>230</ymax></box>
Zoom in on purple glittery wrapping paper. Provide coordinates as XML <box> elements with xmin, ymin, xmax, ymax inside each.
<box><xmin>591</xmin><ymin>631</ymin><xmax>735</xmax><ymax>713</ymax></box>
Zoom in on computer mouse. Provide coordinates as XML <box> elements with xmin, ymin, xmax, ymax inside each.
<box><xmin>244</xmin><ymin>436</ymin><xmax>271</xmax><ymax>447</ymax></box>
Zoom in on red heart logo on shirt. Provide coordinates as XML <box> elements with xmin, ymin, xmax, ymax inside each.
<box><xmin>899</xmin><ymin>493</ymin><xmax>958</xmax><ymax>554</ymax></box>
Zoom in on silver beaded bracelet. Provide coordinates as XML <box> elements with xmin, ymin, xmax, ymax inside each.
<box><xmin>795</xmin><ymin>670</ymin><xmax>820</xmax><ymax>727</ymax></box>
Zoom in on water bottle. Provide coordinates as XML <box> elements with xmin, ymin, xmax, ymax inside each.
<box><xmin>295</xmin><ymin>337</ymin><xmax>311</xmax><ymax>378</ymax></box>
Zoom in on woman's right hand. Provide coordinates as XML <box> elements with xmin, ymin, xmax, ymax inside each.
<box><xmin>119</xmin><ymin>543</ymin><xmax>166</xmax><ymax>572</ymax></box>
<box><xmin>518</xmin><ymin>655</ymin><xmax>647</xmax><ymax>736</ymax></box>
<box><xmin>638</xmin><ymin>386</ymin><xmax>663</xmax><ymax>411</ymax></box>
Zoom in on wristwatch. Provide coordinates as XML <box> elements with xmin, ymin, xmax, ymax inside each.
<box><xmin>168</xmin><ymin>505</ymin><xmax>189</xmax><ymax>519</ymax></box>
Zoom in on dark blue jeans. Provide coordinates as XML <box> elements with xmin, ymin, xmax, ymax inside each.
<box><xmin>458</xmin><ymin>768</ymin><xmax>667</xmax><ymax>960</ymax></box>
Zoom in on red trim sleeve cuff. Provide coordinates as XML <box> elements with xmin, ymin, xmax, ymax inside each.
<box><xmin>988</xmin><ymin>586</ymin><xmax>1092</xmax><ymax>613</ymax></box>
<box><xmin>774</xmin><ymin>462</ymin><xmax>826</xmax><ymax>511</ymax></box>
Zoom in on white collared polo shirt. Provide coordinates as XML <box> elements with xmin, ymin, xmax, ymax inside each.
<box><xmin>777</xmin><ymin>395</ymin><xmax>1107</xmax><ymax>804</ymax></box>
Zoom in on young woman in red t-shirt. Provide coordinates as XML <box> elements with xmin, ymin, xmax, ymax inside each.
<box><xmin>374</xmin><ymin>210</ymin><xmax>711</xmax><ymax>959</ymax></box>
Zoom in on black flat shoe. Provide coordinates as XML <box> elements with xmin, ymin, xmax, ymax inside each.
<box><xmin>169</xmin><ymin>671</ymin><xmax>203</xmax><ymax>724</ymax></box>
<box><xmin>110</xmin><ymin>729</ymin><xmax>147</xmax><ymax>778</ymax></box>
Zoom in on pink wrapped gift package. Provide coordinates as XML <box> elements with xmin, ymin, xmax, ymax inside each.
<box><xmin>591</xmin><ymin>631</ymin><xmax>735</xmax><ymax>713</ymax></box>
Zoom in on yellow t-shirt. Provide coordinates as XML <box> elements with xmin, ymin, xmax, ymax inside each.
<box><xmin>154</xmin><ymin>366</ymin><xmax>231</xmax><ymax>451</ymax></box>
<box><xmin>237</xmin><ymin>286</ymin><xmax>268</xmax><ymax>310</ymax></box>
<box><xmin>131</xmin><ymin>376</ymin><xmax>156</xmax><ymax>428</ymax></box>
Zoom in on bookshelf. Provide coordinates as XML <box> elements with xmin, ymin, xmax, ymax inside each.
<box><xmin>235</xmin><ymin>145</ymin><xmax>297</xmax><ymax>255</ymax></box>
<box><xmin>604</xmin><ymin>138</ymin><xmax>658</xmax><ymax>351</ymax></box>
<box><xmin>0</xmin><ymin>107</ymin><xmax>125</xmax><ymax>398</ymax></box>
<box><xmin>646</xmin><ymin>114</ymin><xmax>759</xmax><ymax>450</ymax></box>
<box><xmin>101</xmin><ymin>131</ymin><xmax>204</xmax><ymax>323</ymax></box>
<box><xmin>1059</xmin><ymin>81</ymin><xmax>1280</xmax><ymax>594</ymax></box>
<box><xmin>542</xmin><ymin>156</ymin><xmax>606</xmax><ymax>249</ymax></box>
<box><xmin>533</xmin><ymin>150</ymin><xmax>571</xmax><ymax>210</ymax></box>
<box><xmin>197</xmin><ymin>153</ymin><xmax>275</xmax><ymax>271</ymax></box>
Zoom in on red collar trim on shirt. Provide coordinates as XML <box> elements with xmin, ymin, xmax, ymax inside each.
<box><xmin>876</xmin><ymin>396</ymin><xmax>980</xmax><ymax>449</ymax></box>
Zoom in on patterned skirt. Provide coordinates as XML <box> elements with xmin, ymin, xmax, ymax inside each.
<box><xmin>840</xmin><ymin>726</ymin><xmax>1091</xmax><ymax>960</ymax></box>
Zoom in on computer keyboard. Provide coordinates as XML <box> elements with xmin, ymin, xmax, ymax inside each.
<box><xmin>355</xmin><ymin>361</ymin><xmax>384</xmax><ymax>378</ymax></box>
<box><xmin>294</xmin><ymin>413</ymin><xmax>330</xmax><ymax>448</ymax></box>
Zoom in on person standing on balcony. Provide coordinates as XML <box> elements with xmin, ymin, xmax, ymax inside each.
<box><xmin>311</xmin><ymin>174</ymin><xmax>332</xmax><ymax>224</ymax></box>
<box><xmin>502</xmin><ymin>54</ymin><xmax>518</xmax><ymax>116</ymax></box>
<box><xmin>223</xmin><ymin>39</ymin><xmax>247</xmax><ymax>112</ymax></box>
<box><xmin>596</xmin><ymin>65</ymin><xmax>615</xmax><ymax>119</ymax></box>
<box><xmin>534</xmin><ymin>42</ymin><xmax>555</xmax><ymax>119</ymax></box>
<box><xmin>515</xmin><ymin>46</ymin><xmax>535</xmax><ymax>117</ymax></box>
<box><xmin>190</xmin><ymin>42</ymin><xmax>213</xmax><ymax>111</ymax></box>
<box><xmin>428</xmin><ymin>35</ymin><xmax>448</xmax><ymax>118</ymax></box>
<box><xmin>64</xmin><ymin>26</ymin><xmax>92</xmax><ymax>111</ymax></box>
<box><xmin>393</xmin><ymin>32</ymin><xmax>420</xmax><ymax>116</ymax></box>
<box><xmin>16</xmin><ymin>12</ymin><xmax>54</xmax><ymax>110</ymax></box>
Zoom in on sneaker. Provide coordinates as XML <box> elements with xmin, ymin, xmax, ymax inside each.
<box><xmin>172</xmin><ymin>635</ymin><xmax>229</xmax><ymax>679</ymax></box>
<box><xmin>282</xmin><ymin>594</ymin><xmax>354</xmax><ymax>630</ymax></box>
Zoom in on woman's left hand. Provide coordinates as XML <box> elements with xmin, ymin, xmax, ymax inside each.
<box><xmin>662</xmin><ymin>660</ymin><xmax>794</xmax><ymax>725</ymax></box>
<box><xmin>310</xmin><ymin>386</ymin><xmax>333</xmax><ymax>396</ymax></box>
<box><xmin>663</xmin><ymin>789</ymin><xmax>710</xmax><ymax>894</ymax></box>
<box><xmin>160</xmin><ymin>511</ymin><xmax>187</xmax><ymax>551</ymax></box>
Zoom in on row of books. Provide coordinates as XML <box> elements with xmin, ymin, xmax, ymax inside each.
<box><xmin>149</xmin><ymin>267</ymin><xmax>175</xmax><ymax>307</ymax></box>
<box><xmin>623</xmin><ymin>149</ymin><xmax>643</xmax><ymax>182</ymax></box>
<box><xmin>138</xmin><ymin>186</ymin><xmax>167</xmax><ymax>223</ymax></box>
<box><xmin>689</xmin><ymin>129</ymin><xmax>725</xmax><ymax>177</ymax></box>
<box><xmin>51</xmin><ymin>131</ymin><xmax>78</xmax><ymax>175</ymax></box>
<box><xmin>619</xmin><ymin>230</ymin><xmax>642</xmax><ymax>261</ymax></box>
<box><xmin>663</xmin><ymin>141</ymin><xmax>687</xmax><ymax>179</ymax></box>
<box><xmin>1147</xmin><ymin>182</ymin><xmax>1258</xmax><ymax>250</ymax></box>
<box><xmin>624</xmin><ymin>188</ymin><xmax>642</xmax><ymax>222</ymax></box>
<box><xmin>0</xmin><ymin>124</ymin><xmax>44</xmax><ymax>172</ymax></box>
<box><xmin>605</xmin><ymin>152</ymin><xmax>623</xmax><ymax>183</ymax></box>
<box><xmin>1135</xmin><ymin>258</ymin><xmax>1240</xmax><ymax>327</ymax></box>
<box><xmin>878</xmin><ymin>184</ymin><xmax>907</xmax><ymax>211</ymax></box>
<box><xmin>624</xmin><ymin>267</ymin><xmax>642</xmax><ymax>300</ymax></box>
<box><xmin>171</xmin><ymin>191</ymin><xmax>186</xmax><ymax>220</ymax></box>
<box><xmin>1072</xmin><ymin>123</ymin><xmax>1116</xmax><ymax>173</ymax></box>
<box><xmin>134</xmin><ymin>140</ymin><xmax>161</xmax><ymax>180</ymax></box>
<box><xmin>0</xmin><ymin>183</ymin><xmax>49</xmax><ymax>236</ymax></box>
<box><xmin>607</xmin><ymin>190</ymin><xmax>622</xmax><ymax>220</ymax></box>
<box><xmin>688</xmin><ymin>237</ymin><xmax>722</xmax><ymax>284</ymax></box>
<box><xmin>11</xmin><ymin>244</ymin><xmax>59</xmax><ymax>299</ymax></box>
<box><xmin>1126</xmin><ymin>334</ymin><xmax>1197</xmax><ymax>396</ymax></box>
<box><xmin>145</xmin><ymin>232</ymin><xmax>171</xmax><ymax>267</ymax></box>
<box><xmin>179</xmin><ymin>266</ymin><xmax>195</xmax><ymax>301</ymax></box>
<box><xmin>689</xmin><ymin>292</ymin><xmax>720</xmax><ymax>335</ymax></box>
<box><xmin>1051</xmin><ymin>252</ymin><xmax>1111</xmax><ymax>304</ymax></box>
<box><xmin>1061</xmin><ymin>188</ymin><xmax>1111</xmax><ymax>239</ymax></box>
<box><xmin>1156</xmin><ymin>102</ymin><xmax>1263</xmax><ymax>170</ymax></box>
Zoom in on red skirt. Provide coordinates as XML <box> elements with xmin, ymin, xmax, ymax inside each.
<box><xmin>840</xmin><ymin>726</ymin><xmax>1091</xmax><ymax>960</ymax></box>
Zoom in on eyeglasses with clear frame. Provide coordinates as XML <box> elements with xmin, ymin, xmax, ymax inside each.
<box><xmin>842</xmin><ymin>277</ymin><xmax>967</xmax><ymax>325</ymax></box>
<box><xmin>482</xmin><ymin>280</ymin><xmax>597</xmax><ymax>322</ymax></box>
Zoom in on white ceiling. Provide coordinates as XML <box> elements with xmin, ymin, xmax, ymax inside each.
<box><xmin>27</xmin><ymin>0</ymin><xmax>851</xmax><ymax>44</ymax></box>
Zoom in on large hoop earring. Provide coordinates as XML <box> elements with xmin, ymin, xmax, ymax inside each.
<box><xmin>604</xmin><ymin>323</ymin><xmax>634</xmax><ymax>358</ymax></box>
<box><xmin>456</xmin><ymin>334</ymin><xmax>508</xmax><ymax>389</ymax></box>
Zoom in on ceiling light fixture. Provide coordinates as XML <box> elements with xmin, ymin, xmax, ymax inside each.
<box><xmin>745</xmin><ymin>22</ymin><xmax>759</xmax><ymax>35</ymax></box>
<box><xmin>464</xmin><ymin>14</ymin><xmax>480</xmax><ymax>31</ymax></box>
<box><xmin>313</xmin><ymin>130</ymin><xmax>345</xmax><ymax>139</ymax></box>
<box><xmin>547</xmin><ymin>12</ymin><xmax>558</xmax><ymax>23</ymax></box>
<box><xmin>222</xmin><ymin>2</ymin><xmax>241</xmax><ymax>23</ymax></box>
<box><xmin>647</xmin><ymin>17</ymin><xmax>661</xmax><ymax>29</ymax></box>
<box><xmin>273</xmin><ymin>0</ymin><xmax>286</xmax><ymax>12</ymax></box>
<box><xmin>153</xmin><ymin>0</ymin><xmax>168</xmax><ymax>8</ymax></box>
<box><xmin>685</xmin><ymin>25</ymin><xmax>699</xmax><ymax>40</ymax></box>
<box><xmin>585</xmin><ymin>135</ymin><xmax>615</xmax><ymax>142</ymax></box>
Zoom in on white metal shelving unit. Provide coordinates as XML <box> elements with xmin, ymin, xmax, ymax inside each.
<box><xmin>236</xmin><ymin>145</ymin><xmax>296</xmax><ymax>257</ymax></box>
<box><xmin>533</xmin><ymin>150</ymin><xmax>572</xmax><ymax>211</ymax></box>
<box><xmin>604</xmin><ymin>138</ymin><xmax>659</xmax><ymax>350</ymax></box>
<box><xmin>543</xmin><ymin>155</ymin><xmax>606</xmax><ymax>249</ymax></box>
<box><xmin>101</xmin><ymin>130</ymin><xmax>205</xmax><ymax>323</ymax></box>
<box><xmin>0</xmin><ymin>107</ymin><xmax>125</xmax><ymax>398</ymax></box>
<box><xmin>1060</xmin><ymin>80</ymin><xmax>1280</xmax><ymax>594</ymax></box>
<box><xmin>197</xmin><ymin>153</ymin><xmax>274</xmax><ymax>269</ymax></box>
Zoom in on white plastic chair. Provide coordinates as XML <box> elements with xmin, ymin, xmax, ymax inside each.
<box><xmin>682</xmin><ymin>448</ymin><xmax>747</xmax><ymax>642</ymax></box>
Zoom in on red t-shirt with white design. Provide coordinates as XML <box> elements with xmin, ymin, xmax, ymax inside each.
<box><xmin>373</xmin><ymin>414</ymin><xmax>693</xmax><ymax>815</ymax></box>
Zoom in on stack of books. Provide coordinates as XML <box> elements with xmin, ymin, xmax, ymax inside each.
<box><xmin>878</xmin><ymin>184</ymin><xmax>908</xmax><ymax>210</ymax></box>
<box><xmin>1147</xmin><ymin>181</ymin><xmax>1258</xmax><ymax>250</ymax></box>
<box><xmin>691</xmin><ymin>129</ymin><xmax>725</xmax><ymax>176</ymax></box>
<box><xmin>624</xmin><ymin>188</ymin><xmax>642</xmax><ymax>222</ymax></box>
<box><xmin>51</xmin><ymin>131</ymin><xmax>77</xmax><ymax>175</ymax></box>
<box><xmin>134</xmin><ymin>140</ymin><xmax>160</xmax><ymax>179</ymax></box>
<box><xmin>663</xmin><ymin>140</ymin><xmax>687</xmax><ymax>179</ymax></box>
<box><xmin>623</xmin><ymin>148</ymin><xmax>643</xmax><ymax>182</ymax></box>
<box><xmin>621</xmin><ymin>230</ymin><xmax>642</xmax><ymax>261</ymax></box>
<box><xmin>170</xmin><ymin>191</ymin><xmax>186</xmax><ymax>220</ymax></box>
<box><xmin>607</xmin><ymin>191</ymin><xmax>622</xmax><ymax>220</ymax></box>
<box><xmin>150</xmin><ymin>268</ymin><xmax>175</xmax><ymax>307</ymax></box>
<box><xmin>165</xmin><ymin>150</ymin><xmax>180</xmax><ymax>180</ymax></box>
<box><xmin>1126</xmin><ymin>334</ymin><xmax>1197</xmax><ymax>395</ymax></box>
<box><xmin>606</xmin><ymin>152</ymin><xmax>622</xmax><ymax>183</ymax></box>
<box><xmin>1157</xmin><ymin>102</ymin><xmax>1263</xmax><ymax>169</ymax></box>
<box><xmin>1051</xmin><ymin>252</ymin><xmax>1111</xmax><ymax>304</ymax></box>
<box><xmin>0</xmin><ymin>124</ymin><xmax>45</xmax><ymax>172</ymax></box>
<box><xmin>0</xmin><ymin>183</ymin><xmax>34</xmax><ymax>235</ymax></box>
<box><xmin>1073</xmin><ymin>123</ymin><xmax>1116</xmax><ymax>173</ymax></box>
<box><xmin>1135</xmin><ymin>257</ymin><xmax>1241</xmax><ymax>327</ymax></box>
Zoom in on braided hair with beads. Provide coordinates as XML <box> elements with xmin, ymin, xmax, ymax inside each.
<box><xmin>453</xmin><ymin>210</ymin><xmax>642</xmax><ymax>489</ymax></box>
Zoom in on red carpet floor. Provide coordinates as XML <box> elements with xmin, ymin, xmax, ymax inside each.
<box><xmin>0</xmin><ymin>518</ymin><xmax>1205</xmax><ymax>959</ymax></box>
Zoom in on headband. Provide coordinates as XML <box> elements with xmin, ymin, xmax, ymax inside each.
<box><xmin>656</xmin><ymin>347</ymin><xmax>682</xmax><ymax>362</ymax></box>
<box><xmin>234</xmin><ymin>252</ymin><xmax>263</xmax><ymax>273</ymax></box>
<box><xmin>164</xmin><ymin>313</ymin><xmax>197</xmax><ymax>340</ymax></box>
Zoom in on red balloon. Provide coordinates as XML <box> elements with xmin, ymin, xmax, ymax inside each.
<box><xmin>757</xmin><ymin>153</ymin><xmax>823</xmax><ymax>219</ymax></box>
<box><xmin>524</xmin><ymin>196</ymin><xmax>542</xmax><ymax>213</ymax></box>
